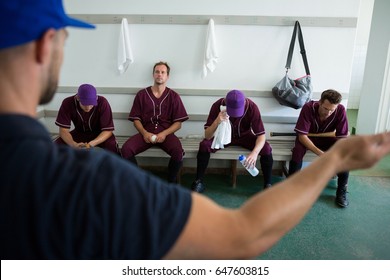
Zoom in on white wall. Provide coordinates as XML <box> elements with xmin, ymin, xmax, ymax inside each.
<box><xmin>59</xmin><ymin>24</ymin><xmax>356</xmax><ymax>91</ymax></box>
<box><xmin>44</xmin><ymin>0</ymin><xmax>359</xmax><ymax>137</ymax></box>
<box><xmin>60</xmin><ymin>0</ymin><xmax>358</xmax><ymax>91</ymax></box>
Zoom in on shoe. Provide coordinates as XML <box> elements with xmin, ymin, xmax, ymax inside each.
<box><xmin>264</xmin><ymin>184</ymin><xmax>272</xmax><ymax>190</ymax></box>
<box><xmin>191</xmin><ymin>179</ymin><xmax>205</xmax><ymax>193</ymax></box>
<box><xmin>335</xmin><ymin>185</ymin><xmax>349</xmax><ymax>208</ymax></box>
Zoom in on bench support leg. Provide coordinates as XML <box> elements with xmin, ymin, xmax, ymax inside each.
<box><xmin>282</xmin><ymin>161</ymin><xmax>289</xmax><ymax>177</ymax></box>
<box><xmin>231</xmin><ymin>160</ymin><xmax>237</xmax><ymax>188</ymax></box>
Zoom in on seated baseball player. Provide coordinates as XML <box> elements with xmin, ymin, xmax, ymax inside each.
<box><xmin>288</xmin><ymin>89</ymin><xmax>350</xmax><ymax>207</ymax></box>
<box><xmin>191</xmin><ymin>89</ymin><xmax>274</xmax><ymax>193</ymax></box>
<box><xmin>54</xmin><ymin>84</ymin><xmax>120</xmax><ymax>154</ymax></box>
<box><xmin>121</xmin><ymin>61</ymin><xmax>189</xmax><ymax>183</ymax></box>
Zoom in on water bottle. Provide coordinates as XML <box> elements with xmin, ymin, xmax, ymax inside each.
<box><xmin>238</xmin><ymin>155</ymin><xmax>259</xmax><ymax>177</ymax></box>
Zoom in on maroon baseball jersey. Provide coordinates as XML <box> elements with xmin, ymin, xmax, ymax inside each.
<box><xmin>294</xmin><ymin>101</ymin><xmax>348</xmax><ymax>138</ymax></box>
<box><xmin>128</xmin><ymin>87</ymin><xmax>188</xmax><ymax>133</ymax></box>
<box><xmin>205</xmin><ymin>98</ymin><xmax>265</xmax><ymax>139</ymax></box>
<box><xmin>55</xmin><ymin>95</ymin><xmax>115</xmax><ymax>134</ymax></box>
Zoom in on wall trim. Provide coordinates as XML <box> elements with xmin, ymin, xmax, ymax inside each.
<box><xmin>70</xmin><ymin>14</ymin><xmax>357</xmax><ymax>27</ymax></box>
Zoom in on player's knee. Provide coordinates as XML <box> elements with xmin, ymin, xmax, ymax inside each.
<box><xmin>170</xmin><ymin>149</ymin><xmax>184</xmax><ymax>161</ymax></box>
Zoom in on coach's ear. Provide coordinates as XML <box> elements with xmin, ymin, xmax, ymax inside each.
<box><xmin>34</xmin><ymin>28</ymin><xmax>57</xmax><ymax>64</ymax></box>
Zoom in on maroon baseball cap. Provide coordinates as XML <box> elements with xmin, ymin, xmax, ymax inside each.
<box><xmin>77</xmin><ymin>84</ymin><xmax>97</xmax><ymax>106</ymax></box>
<box><xmin>226</xmin><ymin>90</ymin><xmax>245</xmax><ymax>117</ymax></box>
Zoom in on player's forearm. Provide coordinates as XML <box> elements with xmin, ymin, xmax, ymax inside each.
<box><xmin>59</xmin><ymin>128</ymin><xmax>77</xmax><ymax>147</ymax></box>
<box><xmin>134</xmin><ymin>120</ymin><xmax>148</xmax><ymax>136</ymax></box>
<box><xmin>205</xmin><ymin>119</ymin><xmax>219</xmax><ymax>140</ymax></box>
<box><xmin>251</xmin><ymin>135</ymin><xmax>265</xmax><ymax>155</ymax></box>
<box><xmin>309</xmin><ymin>131</ymin><xmax>336</xmax><ymax>137</ymax></box>
<box><xmin>299</xmin><ymin>134</ymin><xmax>323</xmax><ymax>156</ymax></box>
<box><xmin>162</xmin><ymin>121</ymin><xmax>182</xmax><ymax>136</ymax></box>
<box><xmin>88</xmin><ymin>130</ymin><xmax>112</xmax><ymax>147</ymax></box>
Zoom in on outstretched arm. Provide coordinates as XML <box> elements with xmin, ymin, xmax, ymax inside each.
<box><xmin>165</xmin><ymin>132</ymin><xmax>390</xmax><ymax>259</ymax></box>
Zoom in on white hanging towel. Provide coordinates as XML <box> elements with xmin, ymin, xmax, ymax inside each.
<box><xmin>117</xmin><ymin>18</ymin><xmax>134</xmax><ymax>75</ymax></box>
<box><xmin>211</xmin><ymin>120</ymin><xmax>231</xmax><ymax>149</ymax></box>
<box><xmin>202</xmin><ymin>18</ymin><xmax>219</xmax><ymax>78</ymax></box>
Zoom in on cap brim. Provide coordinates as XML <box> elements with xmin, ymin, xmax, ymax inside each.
<box><xmin>227</xmin><ymin>107</ymin><xmax>244</xmax><ymax>118</ymax></box>
<box><xmin>66</xmin><ymin>16</ymin><xmax>95</xmax><ymax>29</ymax></box>
<box><xmin>80</xmin><ymin>99</ymin><xmax>97</xmax><ymax>106</ymax></box>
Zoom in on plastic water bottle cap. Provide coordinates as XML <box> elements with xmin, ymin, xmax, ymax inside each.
<box><xmin>238</xmin><ymin>155</ymin><xmax>245</xmax><ymax>161</ymax></box>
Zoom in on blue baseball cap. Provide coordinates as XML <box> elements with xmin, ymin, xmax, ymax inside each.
<box><xmin>0</xmin><ymin>0</ymin><xmax>95</xmax><ymax>50</ymax></box>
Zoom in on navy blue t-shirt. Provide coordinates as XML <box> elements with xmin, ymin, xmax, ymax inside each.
<box><xmin>0</xmin><ymin>114</ymin><xmax>192</xmax><ymax>259</ymax></box>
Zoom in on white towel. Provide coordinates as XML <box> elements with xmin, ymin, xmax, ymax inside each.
<box><xmin>211</xmin><ymin>120</ymin><xmax>231</xmax><ymax>149</ymax></box>
<box><xmin>117</xmin><ymin>18</ymin><xmax>134</xmax><ymax>75</ymax></box>
<box><xmin>202</xmin><ymin>18</ymin><xmax>219</xmax><ymax>79</ymax></box>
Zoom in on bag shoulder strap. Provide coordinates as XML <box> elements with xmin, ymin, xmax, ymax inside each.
<box><xmin>285</xmin><ymin>21</ymin><xmax>310</xmax><ymax>75</ymax></box>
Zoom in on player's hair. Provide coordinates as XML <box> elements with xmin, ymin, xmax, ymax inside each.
<box><xmin>153</xmin><ymin>61</ymin><xmax>170</xmax><ymax>75</ymax></box>
<box><xmin>320</xmin><ymin>89</ymin><xmax>342</xmax><ymax>104</ymax></box>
